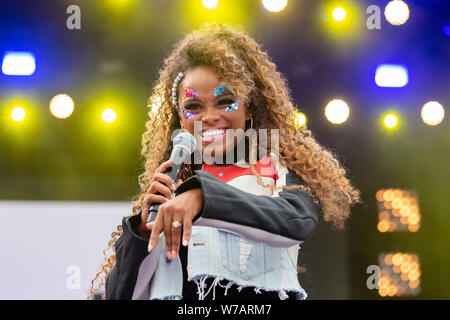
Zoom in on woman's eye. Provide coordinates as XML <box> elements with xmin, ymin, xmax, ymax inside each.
<box><xmin>218</xmin><ymin>98</ymin><xmax>235</xmax><ymax>106</ymax></box>
<box><xmin>184</xmin><ymin>104</ymin><xmax>200</xmax><ymax>111</ymax></box>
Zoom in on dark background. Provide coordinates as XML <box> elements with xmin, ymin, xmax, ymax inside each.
<box><xmin>1</xmin><ymin>0</ymin><xmax>449</xmax><ymax>299</ymax></box>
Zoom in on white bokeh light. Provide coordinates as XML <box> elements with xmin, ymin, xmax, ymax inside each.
<box><xmin>421</xmin><ymin>101</ymin><xmax>445</xmax><ymax>126</ymax></box>
<box><xmin>385</xmin><ymin>0</ymin><xmax>410</xmax><ymax>26</ymax></box>
<box><xmin>325</xmin><ymin>99</ymin><xmax>350</xmax><ymax>124</ymax></box>
<box><xmin>50</xmin><ymin>94</ymin><xmax>75</xmax><ymax>119</ymax></box>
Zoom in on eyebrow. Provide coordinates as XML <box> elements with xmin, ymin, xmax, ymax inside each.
<box><xmin>182</xmin><ymin>91</ymin><xmax>235</xmax><ymax>104</ymax></box>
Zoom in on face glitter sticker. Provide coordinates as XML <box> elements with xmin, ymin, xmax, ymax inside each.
<box><xmin>184</xmin><ymin>87</ymin><xmax>199</xmax><ymax>99</ymax></box>
<box><xmin>214</xmin><ymin>82</ymin><xmax>235</xmax><ymax>97</ymax></box>
<box><xmin>182</xmin><ymin>108</ymin><xmax>197</xmax><ymax>119</ymax></box>
<box><xmin>224</xmin><ymin>97</ymin><xmax>240</xmax><ymax>112</ymax></box>
<box><xmin>181</xmin><ymin>87</ymin><xmax>200</xmax><ymax>119</ymax></box>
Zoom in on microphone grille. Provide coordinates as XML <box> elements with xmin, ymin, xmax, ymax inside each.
<box><xmin>173</xmin><ymin>129</ymin><xmax>197</xmax><ymax>154</ymax></box>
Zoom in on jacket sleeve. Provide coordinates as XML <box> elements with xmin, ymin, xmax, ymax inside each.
<box><xmin>105</xmin><ymin>213</ymin><xmax>149</xmax><ymax>300</ymax></box>
<box><xmin>174</xmin><ymin>169</ymin><xmax>320</xmax><ymax>247</ymax></box>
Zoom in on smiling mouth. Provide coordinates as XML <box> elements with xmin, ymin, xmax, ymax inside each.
<box><xmin>200</xmin><ymin>128</ymin><xmax>228</xmax><ymax>143</ymax></box>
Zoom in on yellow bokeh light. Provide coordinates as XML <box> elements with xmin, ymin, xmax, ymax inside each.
<box><xmin>392</xmin><ymin>198</ymin><xmax>402</xmax><ymax>209</ymax></box>
<box><xmin>384</xmin><ymin>254</ymin><xmax>393</xmax><ymax>265</ymax></box>
<box><xmin>384</xmin><ymin>113</ymin><xmax>398</xmax><ymax>128</ymax></box>
<box><xmin>379</xmin><ymin>277</ymin><xmax>389</xmax><ymax>288</ymax></box>
<box><xmin>49</xmin><ymin>94</ymin><xmax>75</xmax><ymax>119</ymax></box>
<box><xmin>378</xmin><ymin>221</ymin><xmax>389</xmax><ymax>232</ymax></box>
<box><xmin>202</xmin><ymin>0</ymin><xmax>218</xmax><ymax>10</ymax></box>
<box><xmin>408</xmin><ymin>215</ymin><xmax>419</xmax><ymax>225</ymax></box>
<box><xmin>384</xmin><ymin>201</ymin><xmax>393</xmax><ymax>209</ymax></box>
<box><xmin>378</xmin><ymin>287</ymin><xmax>388</xmax><ymax>297</ymax></box>
<box><xmin>388</xmin><ymin>285</ymin><xmax>398</xmax><ymax>296</ymax></box>
<box><xmin>400</xmin><ymin>263</ymin><xmax>411</xmax><ymax>273</ymax></box>
<box><xmin>376</xmin><ymin>190</ymin><xmax>385</xmax><ymax>202</ymax></box>
<box><xmin>11</xmin><ymin>106</ymin><xmax>26</xmax><ymax>122</ymax></box>
<box><xmin>399</xmin><ymin>206</ymin><xmax>410</xmax><ymax>216</ymax></box>
<box><xmin>293</xmin><ymin>110</ymin><xmax>307</xmax><ymax>129</ymax></box>
<box><xmin>383</xmin><ymin>190</ymin><xmax>394</xmax><ymax>201</ymax></box>
<box><xmin>332</xmin><ymin>7</ymin><xmax>346</xmax><ymax>21</ymax></box>
<box><xmin>409</xmin><ymin>280</ymin><xmax>419</xmax><ymax>289</ymax></box>
<box><xmin>101</xmin><ymin>108</ymin><xmax>117</xmax><ymax>123</ymax></box>
<box><xmin>408</xmin><ymin>270</ymin><xmax>419</xmax><ymax>281</ymax></box>
<box><xmin>262</xmin><ymin>0</ymin><xmax>288</xmax><ymax>13</ymax></box>
<box><xmin>393</xmin><ymin>254</ymin><xmax>403</xmax><ymax>265</ymax></box>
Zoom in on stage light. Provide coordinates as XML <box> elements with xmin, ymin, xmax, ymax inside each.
<box><xmin>101</xmin><ymin>108</ymin><xmax>117</xmax><ymax>123</ymax></box>
<box><xmin>262</xmin><ymin>0</ymin><xmax>288</xmax><ymax>13</ymax></box>
<box><xmin>332</xmin><ymin>7</ymin><xmax>346</xmax><ymax>21</ymax></box>
<box><xmin>375</xmin><ymin>64</ymin><xmax>408</xmax><ymax>87</ymax></box>
<box><xmin>293</xmin><ymin>110</ymin><xmax>307</xmax><ymax>129</ymax></box>
<box><xmin>443</xmin><ymin>25</ymin><xmax>450</xmax><ymax>37</ymax></box>
<box><xmin>11</xmin><ymin>106</ymin><xmax>26</xmax><ymax>122</ymax></box>
<box><xmin>421</xmin><ymin>101</ymin><xmax>445</xmax><ymax>126</ymax></box>
<box><xmin>378</xmin><ymin>253</ymin><xmax>420</xmax><ymax>297</ymax></box>
<box><xmin>384</xmin><ymin>113</ymin><xmax>398</xmax><ymax>128</ymax></box>
<box><xmin>376</xmin><ymin>188</ymin><xmax>421</xmax><ymax>232</ymax></box>
<box><xmin>385</xmin><ymin>0</ymin><xmax>410</xmax><ymax>26</ymax></box>
<box><xmin>202</xmin><ymin>0</ymin><xmax>218</xmax><ymax>10</ymax></box>
<box><xmin>325</xmin><ymin>99</ymin><xmax>349</xmax><ymax>124</ymax></box>
<box><xmin>50</xmin><ymin>94</ymin><xmax>75</xmax><ymax>119</ymax></box>
<box><xmin>2</xmin><ymin>52</ymin><xmax>36</xmax><ymax>76</ymax></box>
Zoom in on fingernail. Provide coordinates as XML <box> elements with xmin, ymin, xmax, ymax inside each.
<box><xmin>171</xmin><ymin>184</ymin><xmax>175</xmax><ymax>190</ymax></box>
<box><xmin>183</xmin><ymin>240</ymin><xmax>188</xmax><ymax>246</ymax></box>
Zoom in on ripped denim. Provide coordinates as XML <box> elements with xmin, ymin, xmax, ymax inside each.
<box><xmin>132</xmin><ymin>225</ymin><xmax>307</xmax><ymax>300</ymax></box>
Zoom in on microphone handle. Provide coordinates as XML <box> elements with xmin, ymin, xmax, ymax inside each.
<box><xmin>146</xmin><ymin>162</ymin><xmax>184</xmax><ymax>223</ymax></box>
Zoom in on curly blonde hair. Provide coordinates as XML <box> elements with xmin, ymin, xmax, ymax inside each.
<box><xmin>87</xmin><ymin>22</ymin><xmax>361</xmax><ymax>299</ymax></box>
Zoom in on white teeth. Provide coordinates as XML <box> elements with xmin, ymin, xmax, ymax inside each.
<box><xmin>202</xmin><ymin>129</ymin><xmax>225</xmax><ymax>137</ymax></box>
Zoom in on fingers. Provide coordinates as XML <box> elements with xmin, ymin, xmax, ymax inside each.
<box><xmin>182</xmin><ymin>220</ymin><xmax>192</xmax><ymax>248</ymax></box>
<box><xmin>141</xmin><ymin>194</ymin><xmax>168</xmax><ymax>225</ymax></box>
<box><xmin>157</xmin><ymin>159</ymin><xmax>173</xmax><ymax>173</ymax></box>
<box><xmin>149</xmin><ymin>181</ymin><xmax>174</xmax><ymax>200</ymax></box>
<box><xmin>153</xmin><ymin>172</ymin><xmax>176</xmax><ymax>191</ymax></box>
<box><xmin>163</xmin><ymin>208</ymin><xmax>173</xmax><ymax>259</ymax></box>
<box><xmin>148</xmin><ymin>207</ymin><xmax>164</xmax><ymax>253</ymax></box>
<box><xmin>145</xmin><ymin>221</ymin><xmax>155</xmax><ymax>231</ymax></box>
<box><xmin>171</xmin><ymin>214</ymin><xmax>182</xmax><ymax>260</ymax></box>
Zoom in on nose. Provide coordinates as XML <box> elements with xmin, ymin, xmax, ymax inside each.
<box><xmin>201</xmin><ymin>105</ymin><xmax>221</xmax><ymax>124</ymax></box>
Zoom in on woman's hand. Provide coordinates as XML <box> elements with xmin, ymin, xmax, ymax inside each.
<box><xmin>147</xmin><ymin>187</ymin><xmax>204</xmax><ymax>260</ymax></box>
<box><xmin>138</xmin><ymin>159</ymin><xmax>177</xmax><ymax>239</ymax></box>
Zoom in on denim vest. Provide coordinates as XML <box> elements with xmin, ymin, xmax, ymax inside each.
<box><xmin>132</xmin><ymin>154</ymin><xmax>308</xmax><ymax>300</ymax></box>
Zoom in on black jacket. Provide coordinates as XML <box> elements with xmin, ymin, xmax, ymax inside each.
<box><xmin>105</xmin><ymin>168</ymin><xmax>320</xmax><ymax>300</ymax></box>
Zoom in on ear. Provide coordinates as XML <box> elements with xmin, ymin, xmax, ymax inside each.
<box><xmin>245</xmin><ymin>112</ymin><xmax>251</xmax><ymax>121</ymax></box>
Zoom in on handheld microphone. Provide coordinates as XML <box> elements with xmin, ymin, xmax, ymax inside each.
<box><xmin>146</xmin><ymin>130</ymin><xmax>197</xmax><ymax>223</ymax></box>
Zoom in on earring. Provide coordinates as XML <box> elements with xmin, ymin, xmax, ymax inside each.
<box><xmin>247</xmin><ymin>116</ymin><xmax>253</xmax><ymax>129</ymax></box>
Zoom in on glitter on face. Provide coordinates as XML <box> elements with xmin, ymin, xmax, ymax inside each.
<box><xmin>184</xmin><ymin>87</ymin><xmax>199</xmax><ymax>99</ymax></box>
<box><xmin>182</xmin><ymin>108</ymin><xmax>197</xmax><ymax>119</ymax></box>
<box><xmin>224</xmin><ymin>97</ymin><xmax>240</xmax><ymax>112</ymax></box>
<box><xmin>181</xmin><ymin>87</ymin><xmax>200</xmax><ymax>119</ymax></box>
<box><xmin>214</xmin><ymin>82</ymin><xmax>235</xmax><ymax>97</ymax></box>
